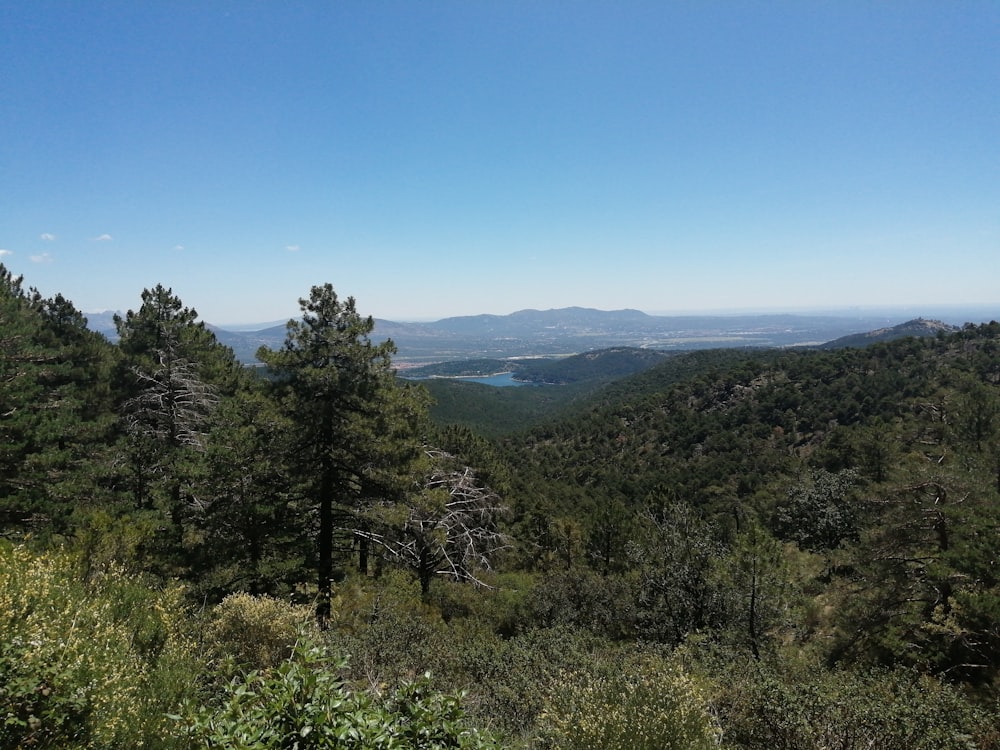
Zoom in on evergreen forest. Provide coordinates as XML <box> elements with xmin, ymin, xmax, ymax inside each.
<box><xmin>5</xmin><ymin>264</ymin><xmax>1000</xmax><ymax>749</ymax></box>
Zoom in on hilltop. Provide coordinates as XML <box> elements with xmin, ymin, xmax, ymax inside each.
<box><xmin>820</xmin><ymin>317</ymin><xmax>959</xmax><ymax>349</ymax></box>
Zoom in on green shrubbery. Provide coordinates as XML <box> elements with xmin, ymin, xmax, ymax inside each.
<box><xmin>180</xmin><ymin>638</ymin><xmax>500</xmax><ymax>749</ymax></box>
<box><xmin>0</xmin><ymin>549</ymin><xmax>506</xmax><ymax>749</ymax></box>
<box><xmin>0</xmin><ymin>542</ymin><xmax>198</xmax><ymax>749</ymax></box>
<box><xmin>6</xmin><ymin>540</ymin><xmax>1000</xmax><ymax>750</ymax></box>
<box><xmin>715</xmin><ymin>659</ymin><xmax>999</xmax><ymax>750</ymax></box>
<box><xmin>202</xmin><ymin>592</ymin><xmax>313</xmax><ymax>675</ymax></box>
<box><xmin>535</xmin><ymin>652</ymin><xmax>720</xmax><ymax>750</ymax></box>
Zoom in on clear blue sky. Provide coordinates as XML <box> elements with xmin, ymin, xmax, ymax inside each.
<box><xmin>2</xmin><ymin>2</ymin><xmax>998</xmax><ymax>324</ymax></box>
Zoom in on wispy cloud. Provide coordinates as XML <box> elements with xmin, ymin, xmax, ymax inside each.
<box><xmin>40</xmin><ymin>233</ymin><xmax>56</xmax><ymax>241</ymax></box>
<box><xmin>0</xmin><ymin>249</ymin><xmax>12</xmax><ymax>257</ymax></box>
<box><xmin>173</xmin><ymin>244</ymin><xmax>185</xmax><ymax>251</ymax></box>
<box><xmin>285</xmin><ymin>244</ymin><xmax>300</xmax><ymax>252</ymax></box>
<box><xmin>92</xmin><ymin>233</ymin><xmax>113</xmax><ymax>241</ymax></box>
<box><xmin>30</xmin><ymin>253</ymin><xmax>53</xmax><ymax>264</ymax></box>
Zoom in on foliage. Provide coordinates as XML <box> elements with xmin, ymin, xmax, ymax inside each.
<box><xmin>772</xmin><ymin>468</ymin><xmax>859</xmax><ymax>551</ymax></box>
<box><xmin>323</xmin><ymin>569</ymin><xmax>456</xmax><ymax>688</ymax></box>
<box><xmin>715</xmin><ymin>659</ymin><xmax>998</xmax><ymax>750</ymax></box>
<box><xmin>191</xmin><ymin>387</ymin><xmax>302</xmax><ymax>599</ymax></box>
<box><xmin>421</xmin><ymin>377</ymin><xmax>596</xmax><ymax>439</ymax></box>
<box><xmin>710</xmin><ymin>520</ymin><xmax>791</xmax><ymax>659</ymax></box>
<box><xmin>325</xmin><ymin>577</ymin><xmax>622</xmax><ymax>741</ymax></box>
<box><xmin>515</xmin><ymin>346</ymin><xmax>670</xmax><ymax>384</ymax></box>
<box><xmin>525</xmin><ymin>567</ymin><xmax>637</xmax><ymax>640</ymax></box>
<box><xmin>535</xmin><ymin>652</ymin><xmax>720</xmax><ymax>750</ymax></box>
<box><xmin>257</xmin><ymin>283</ymin><xmax>427</xmax><ymax>624</ymax></box>
<box><xmin>631</xmin><ymin>499</ymin><xmax>723</xmax><ymax>644</ymax></box>
<box><xmin>202</xmin><ymin>593</ymin><xmax>314</xmax><ymax>675</ymax></box>
<box><xmin>112</xmin><ymin>284</ymin><xmax>243</xmax><ymax>579</ymax></box>
<box><xmin>181</xmin><ymin>638</ymin><xmax>500</xmax><ymax>750</ymax></box>
<box><xmin>452</xmin><ymin>624</ymin><xmax>622</xmax><ymax>739</ymax></box>
<box><xmin>0</xmin><ymin>266</ymin><xmax>119</xmax><ymax>538</ymax></box>
<box><xmin>0</xmin><ymin>543</ymin><xmax>198</xmax><ymax>749</ymax></box>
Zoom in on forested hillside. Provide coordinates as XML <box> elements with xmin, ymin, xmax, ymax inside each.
<box><xmin>414</xmin><ymin>348</ymin><xmax>673</xmax><ymax>437</ymax></box>
<box><xmin>499</xmin><ymin>330</ymin><xmax>1000</xmax><ymax>675</ymax></box>
<box><xmin>4</xmin><ymin>264</ymin><xmax>1000</xmax><ymax>748</ymax></box>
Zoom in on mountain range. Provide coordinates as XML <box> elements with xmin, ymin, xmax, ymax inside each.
<box><xmin>85</xmin><ymin>306</ymin><xmax>993</xmax><ymax>365</ymax></box>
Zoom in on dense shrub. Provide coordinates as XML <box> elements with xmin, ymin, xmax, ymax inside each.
<box><xmin>181</xmin><ymin>638</ymin><xmax>500</xmax><ymax>749</ymax></box>
<box><xmin>526</xmin><ymin>567</ymin><xmax>638</xmax><ymax>639</ymax></box>
<box><xmin>534</xmin><ymin>652</ymin><xmax>720</xmax><ymax>750</ymax></box>
<box><xmin>0</xmin><ymin>542</ymin><xmax>197</xmax><ymax>749</ymax></box>
<box><xmin>325</xmin><ymin>570</ymin><xmax>461</xmax><ymax>689</ymax></box>
<box><xmin>451</xmin><ymin>625</ymin><xmax>617</xmax><ymax>739</ymax></box>
<box><xmin>203</xmin><ymin>592</ymin><xmax>313</xmax><ymax>674</ymax></box>
<box><xmin>715</xmin><ymin>660</ymin><xmax>998</xmax><ymax>750</ymax></box>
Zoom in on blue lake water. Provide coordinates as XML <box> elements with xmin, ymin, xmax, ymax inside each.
<box><xmin>407</xmin><ymin>372</ymin><xmax>535</xmax><ymax>387</ymax></box>
<box><xmin>458</xmin><ymin>372</ymin><xmax>533</xmax><ymax>387</ymax></box>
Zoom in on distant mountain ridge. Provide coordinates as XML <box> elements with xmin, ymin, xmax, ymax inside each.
<box><xmin>426</xmin><ymin>307</ymin><xmax>653</xmax><ymax>335</ymax></box>
<box><xmin>85</xmin><ymin>305</ymin><xmax>995</xmax><ymax>364</ymax></box>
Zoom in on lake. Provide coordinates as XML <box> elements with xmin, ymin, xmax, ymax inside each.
<box><xmin>457</xmin><ymin>372</ymin><xmax>534</xmax><ymax>387</ymax></box>
<box><xmin>406</xmin><ymin>372</ymin><xmax>536</xmax><ymax>387</ymax></box>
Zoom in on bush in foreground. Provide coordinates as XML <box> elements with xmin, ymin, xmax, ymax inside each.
<box><xmin>180</xmin><ymin>638</ymin><xmax>500</xmax><ymax>749</ymax></box>
<box><xmin>0</xmin><ymin>542</ymin><xmax>197</xmax><ymax>749</ymax></box>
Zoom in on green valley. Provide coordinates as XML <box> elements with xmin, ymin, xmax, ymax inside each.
<box><xmin>4</xmin><ymin>265</ymin><xmax>1000</xmax><ymax>749</ymax></box>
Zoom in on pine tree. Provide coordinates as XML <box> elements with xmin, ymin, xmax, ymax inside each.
<box><xmin>257</xmin><ymin>284</ymin><xmax>426</xmax><ymax>625</ymax></box>
<box><xmin>192</xmin><ymin>386</ymin><xmax>301</xmax><ymax>597</ymax></box>
<box><xmin>113</xmin><ymin>285</ymin><xmax>239</xmax><ymax>573</ymax></box>
<box><xmin>0</xmin><ymin>266</ymin><xmax>118</xmax><ymax>537</ymax></box>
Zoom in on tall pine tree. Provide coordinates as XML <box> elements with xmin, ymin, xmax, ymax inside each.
<box><xmin>257</xmin><ymin>284</ymin><xmax>426</xmax><ymax>625</ymax></box>
<box><xmin>113</xmin><ymin>285</ymin><xmax>240</xmax><ymax>574</ymax></box>
<box><xmin>0</xmin><ymin>266</ymin><xmax>118</xmax><ymax>537</ymax></box>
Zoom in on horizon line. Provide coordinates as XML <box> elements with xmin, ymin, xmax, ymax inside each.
<box><xmin>86</xmin><ymin>301</ymin><xmax>999</xmax><ymax>331</ymax></box>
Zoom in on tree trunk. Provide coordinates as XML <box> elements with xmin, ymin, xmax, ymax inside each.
<box><xmin>418</xmin><ymin>545</ymin><xmax>433</xmax><ymax>597</ymax></box>
<box><xmin>316</xmin><ymin>478</ymin><xmax>333</xmax><ymax>629</ymax></box>
<box><xmin>748</xmin><ymin>558</ymin><xmax>761</xmax><ymax>660</ymax></box>
<box><xmin>358</xmin><ymin>533</ymin><xmax>369</xmax><ymax>576</ymax></box>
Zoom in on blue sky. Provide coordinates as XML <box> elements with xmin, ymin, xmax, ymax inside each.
<box><xmin>2</xmin><ymin>2</ymin><xmax>998</xmax><ymax>324</ymax></box>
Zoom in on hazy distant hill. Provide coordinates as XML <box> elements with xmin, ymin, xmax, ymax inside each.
<box><xmin>425</xmin><ymin>307</ymin><xmax>653</xmax><ymax>335</ymax></box>
<box><xmin>820</xmin><ymin>318</ymin><xmax>959</xmax><ymax>349</ymax></box>
<box><xmin>85</xmin><ymin>305</ymin><xmax>997</xmax><ymax>364</ymax></box>
<box><xmin>373</xmin><ymin>308</ymin><xmax>912</xmax><ymax>363</ymax></box>
<box><xmin>191</xmin><ymin>309</ymin><xmax>938</xmax><ymax>363</ymax></box>
<box><xmin>81</xmin><ymin>311</ymin><xmax>121</xmax><ymax>338</ymax></box>
<box><xmin>378</xmin><ymin>308</ymin><xmax>923</xmax><ymax>362</ymax></box>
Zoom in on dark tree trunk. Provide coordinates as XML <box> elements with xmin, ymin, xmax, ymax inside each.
<box><xmin>418</xmin><ymin>545</ymin><xmax>433</xmax><ymax>597</ymax></box>
<box><xmin>748</xmin><ymin>559</ymin><xmax>761</xmax><ymax>660</ymax></box>
<box><xmin>316</xmin><ymin>474</ymin><xmax>334</xmax><ymax>629</ymax></box>
<box><xmin>358</xmin><ymin>533</ymin><xmax>369</xmax><ymax>576</ymax></box>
